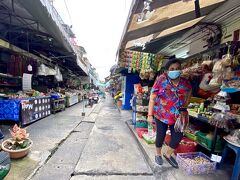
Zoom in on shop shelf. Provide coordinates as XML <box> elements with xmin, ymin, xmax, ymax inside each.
<box><xmin>188</xmin><ymin>110</ymin><xmax>199</xmax><ymax>118</ymax></box>
<box><xmin>0</xmin><ymin>73</ymin><xmax>21</xmax><ymax>79</ymax></box>
<box><xmin>189</xmin><ymin>97</ymin><xmax>205</xmax><ymax>103</ymax></box>
<box><xmin>135</xmin><ymin>128</ymin><xmax>148</xmax><ymax>138</ymax></box>
<box><xmin>184</xmin><ymin>131</ymin><xmax>197</xmax><ymax>141</ymax></box>
<box><xmin>196</xmin><ymin>132</ymin><xmax>224</xmax><ymax>152</ymax></box>
<box><xmin>189</xmin><ymin>115</ymin><xmax>209</xmax><ymax>124</ymax></box>
<box><xmin>196</xmin><ymin>141</ymin><xmax>222</xmax><ymax>153</ymax></box>
<box><xmin>136</xmin><ymin>121</ymin><xmax>148</xmax><ymax>128</ymax></box>
<box><xmin>0</xmin><ymin>84</ymin><xmax>21</xmax><ymax>87</ymax></box>
<box><xmin>221</xmin><ymin>85</ymin><xmax>240</xmax><ymax>93</ymax></box>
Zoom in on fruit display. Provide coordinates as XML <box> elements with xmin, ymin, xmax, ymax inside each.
<box><xmin>7</xmin><ymin>90</ymin><xmax>47</xmax><ymax>99</ymax></box>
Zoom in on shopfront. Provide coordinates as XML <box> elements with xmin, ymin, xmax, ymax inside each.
<box><xmin>117</xmin><ymin>0</ymin><xmax>240</xmax><ymax>178</ymax></box>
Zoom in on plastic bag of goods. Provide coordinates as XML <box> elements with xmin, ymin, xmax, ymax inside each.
<box><xmin>142</xmin><ymin>132</ymin><xmax>156</xmax><ymax>144</ymax></box>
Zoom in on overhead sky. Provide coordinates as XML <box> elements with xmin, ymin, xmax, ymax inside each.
<box><xmin>53</xmin><ymin>0</ymin><xmax>132</xmax><ymax>80</ymax></box>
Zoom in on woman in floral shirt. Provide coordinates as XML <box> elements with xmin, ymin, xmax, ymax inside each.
<box><xmin>148</xmin><ymin>59</ymin><xmax>192</xmax><ymax>168</ymax></box>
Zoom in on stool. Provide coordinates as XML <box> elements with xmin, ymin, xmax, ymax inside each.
<box><xmin>220</xmin><ymin>142</ymin><xmax>240</xmax><ymax>180</ymax></box>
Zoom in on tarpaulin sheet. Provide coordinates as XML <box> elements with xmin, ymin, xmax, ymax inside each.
<box><xmin>0</xmin><ymin>100</ymin><xmax>21</xmax><ymax>121</ymax></box>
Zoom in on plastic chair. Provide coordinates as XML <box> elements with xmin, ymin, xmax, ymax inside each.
<box><xmin>220</xmin><ymin>142</ymin><xmax>240</xmax><ymax>180</ymax></box>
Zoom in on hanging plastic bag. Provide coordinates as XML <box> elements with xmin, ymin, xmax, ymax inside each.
<box><xmin>37</xmin><ymin>64</ymin><xmax>47</xmax><ymax>75</ymax></box>
<box><xmin>209</xmin><ymin>72</ymin><xmax>223</xmax><ymax>86</ymax></box>
<box><xmin>174</xmin><ymin>110</ymin><xmax>189</xmax><ymax>133</ymax></box>
<box><xmin>55</xmin><ymin>66</ymin><xmax>63</xmax><ymax>82</ymax></box>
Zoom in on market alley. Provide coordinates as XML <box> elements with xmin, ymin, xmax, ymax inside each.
<box><xmin>4</xmin><ymin>96</ymin><xmax>154</xmax><ymax>180</ymax></box>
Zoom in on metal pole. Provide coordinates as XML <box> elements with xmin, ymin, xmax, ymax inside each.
<box><xmin>82</xmin><ymin>98</ymin><xmax>85</xmax><ymax>116</ymax></box>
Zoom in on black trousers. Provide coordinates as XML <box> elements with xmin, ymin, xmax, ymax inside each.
<box><xmin>155</xmin><ymin>119</ymin><xmax>183</xmax><ymax>149</ymax></box>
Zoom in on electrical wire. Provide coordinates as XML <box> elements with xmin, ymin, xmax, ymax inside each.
<box><xmin>63</xmin><ymin>0</ymin><xmax>73</xmax><ymax>26</ymax></box>
<box><xmin>158</xmin><ymin>4</ymin><xmax>240</xmax><ymax>54</ymax></box>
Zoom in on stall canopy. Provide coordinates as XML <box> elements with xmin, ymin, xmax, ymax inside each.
<box><xmin>118</xmin><ymin>0</ymin><xmax>227</xmax><ymax>56</ymax></box>
<box><xmin>0</xmin><ymin>0</ymin><xmax>88</xmax><ymax>76</ymax></box>
<box><xmin>157</xmin><ymin>0</ymin><xmax>240</xmax><ymax>57</ymax></box>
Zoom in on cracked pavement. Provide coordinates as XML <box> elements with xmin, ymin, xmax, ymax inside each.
<box><xmin>5</xmin><ymin>96</ymin><xmax>155</xmax><ymax>180</ymax></box>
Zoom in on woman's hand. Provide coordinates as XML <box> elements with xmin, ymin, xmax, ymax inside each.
<box><xmin>148</xmin><ymin>93</ymin><xmax>156</xmax><ymax>125</ymax></box>
<box><xmin>147</xmin><ymin>115</ymin><xmax>153</xmax><ymax>124</ymax></box>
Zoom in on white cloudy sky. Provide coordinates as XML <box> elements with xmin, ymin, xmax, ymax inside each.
<box><xmin>53</xmin><ymin>0</ymin><xmax>132</xmax><ymax>80</ymax></box>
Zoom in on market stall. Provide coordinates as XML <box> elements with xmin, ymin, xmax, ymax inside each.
<box><xmin>65</xmin><ymin>91</ymin><xmax>79</xmax><ymax>107</ymax></box>
<box><xmin>51</xmin><ymin>98</ymin><xmax>65</xmax><ymax>114</ymax></box>
<box><xmin>118</xmin><ymin>50</ymin><xmax>164</xmax><ymax>110</ymax></box>
<box><xmin>0</xmin><ymin>95</ymin><xmax>51</xmax><ymax>126</ymax></box>
<box><xmin>50</xmin><ymin>93</ymin><xmax>66</xmax><ymax>114</ymax></box>
<box><xmin>125</xmin><ymin>42</ymin><xmax>240</xmax><ymax>178</ymax></box>
<box><xmin>117</xmin><ymin>0</ymin><xmax>240</xmax><ymax>178</ymax></box>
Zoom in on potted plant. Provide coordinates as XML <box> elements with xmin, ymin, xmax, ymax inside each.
<box><xmin>1</xmin><ymin>124</ymin><xmax>32</xmax><ymax>159</ymax></box>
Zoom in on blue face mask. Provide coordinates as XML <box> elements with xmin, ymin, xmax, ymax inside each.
<box><xmin>167</xmin><ymin>70</ymin><xmax>181</xmax><ymax>79</ymax></box>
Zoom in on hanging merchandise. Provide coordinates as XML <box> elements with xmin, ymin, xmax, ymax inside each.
<box><xmin>22</xmin><ymin>73</ymin><xmax>32</xmax><ymax>91</ymax></box>
<box><xmin>55</xmin><ymin>66</ymin><xmax>63</xmax><ymax>82</ymax></box>
<box><xmin>154</xmin><ymin>54</ymin><xmax>164</xmax><ymax>71</ymax></box>
<box><xmin>27</xmin><ymin>64</ymin><xmax>33</xmax><ymax>72</ymax></box>
<box><xmin>131</xmin><ymin>51</ymin><xmax>138</xmax><ymax>73</ymax></box>
<box><xmin>37</xmin><ymin>64</ymin><xmax>47</xmax><ymax>76</ymax></box>
<box><xmin>37</xmin><ymin>64</ymin><xmax>56</xmax><ymax>76</ymax></box>
<box><xmin>232</xmin><ymin>55</ymin><xmax>240</xmax><ymax>68</ymax></box>
<box><xmin>222</xmin><ymin>45</ymin><xmax>232</xmax><ymax>66</ymax></box>
<box><xmin>118</xmin><ymin>50</ymin><xmax>164</xmax><ymax>80</ymax></box>
<box><xmin>136</xmin><ymin>52</ymin><xmax>141</xmax><ymax>71</ymax></box>
<box><xmin>209</xmin><ymin>46</ymin><xmax>234</xmax><ymax>87</ymax></box>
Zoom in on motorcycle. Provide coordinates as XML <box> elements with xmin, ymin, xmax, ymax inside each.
<box><xmin>85</xmin><ymin>96</ymin><xmax>94</xmax><ymax>107</ymax></box>
<box><xmin>92</xmin><ymin>93</ymin><xmax>99</xmax><ymax>104</ymax></box>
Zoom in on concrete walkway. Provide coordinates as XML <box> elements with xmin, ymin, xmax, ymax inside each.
<box><xmin>4</xmin><ymin>100</ymin><xmax>97</xmax><ymax>180</ymax></box>
<box><xmin>4</xmin><ymin>96</ymin><xmax>155</xmax><ymax>180</ymax></box>
<box><xmin>71</xmin><ymin>97</ymin><xmax>154</xmax><ymax>179</ymax></box>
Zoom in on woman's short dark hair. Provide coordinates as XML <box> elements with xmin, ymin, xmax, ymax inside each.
<box><xmin>164</xmin><ymin>58</ymin><xmax>181</xmax><ymax>70</ymax></box>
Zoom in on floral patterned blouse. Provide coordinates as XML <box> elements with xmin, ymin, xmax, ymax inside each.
<box><xmin>151</xmin><ymin>74</ymin><xmax>192</xmax><ymax>125</ymax></box>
